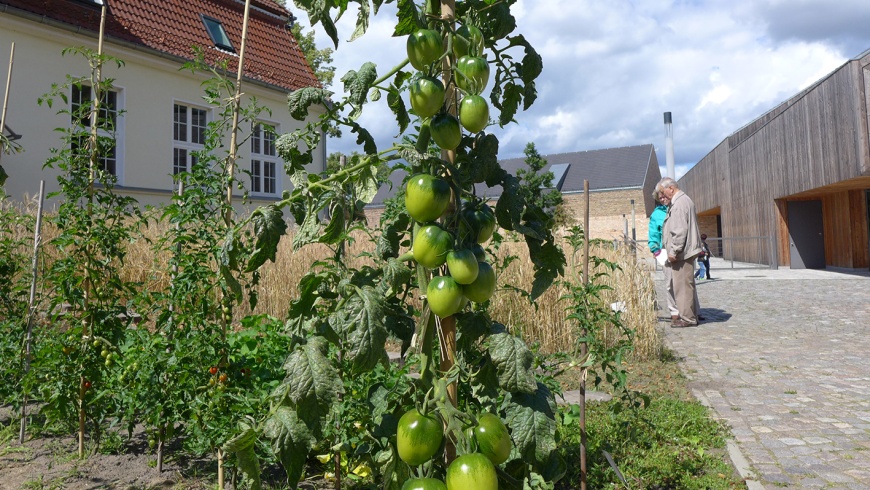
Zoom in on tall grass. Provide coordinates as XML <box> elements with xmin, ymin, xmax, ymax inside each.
<box><xmin>14</xmin><ymin>208</ymin><xmax>661</xmax><ymax>362</ymax></box>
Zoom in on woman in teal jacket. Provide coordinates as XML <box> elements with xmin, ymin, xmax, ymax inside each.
<box><xmin>648</xmin><ymin>195</ymin><xmax>678</xmax><ymax>319</ymax></box>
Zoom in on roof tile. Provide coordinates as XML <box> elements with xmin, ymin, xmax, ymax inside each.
<box><xmin>1</xmin><ymin>0</ymin><xmax>320</xmax><ymax>91</ymax></box>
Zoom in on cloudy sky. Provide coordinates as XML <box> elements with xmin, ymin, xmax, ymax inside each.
<box><xmin>300</xmin><ymin>0</ymin><xmax>870</xmax><ymax>179</ymax></box>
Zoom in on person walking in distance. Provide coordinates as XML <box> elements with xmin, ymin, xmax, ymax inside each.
<box><xmin>658</xmin><ymin>177</ymin><xmax>703</xmax><ymax>327</ymax></box>
<box><xmin>699</xmin><ymin>234</ymin><xmax>713</xmax><ymax>280</ymax></box>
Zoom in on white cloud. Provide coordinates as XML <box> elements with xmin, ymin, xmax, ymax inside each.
<box><xmin>296</xmin><ymin>0</ymin><xmax>870</xmax><ymax>175</ymax></box>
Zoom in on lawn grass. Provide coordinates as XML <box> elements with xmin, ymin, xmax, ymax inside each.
<box><xmin>555</xmin><ymin>348</ymin><xmax>748</xmax><ymax>489</ymax></box>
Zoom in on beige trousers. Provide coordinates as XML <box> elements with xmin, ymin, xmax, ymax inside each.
<box><xmin>670</xmin><ymin>257</ymin><xmax>699</xmax><ymax>324</ymax></box>
<box><xmin>664</xmin><ymin>261</ymin><xmax>700</xmax><ymax>318</ymax></box>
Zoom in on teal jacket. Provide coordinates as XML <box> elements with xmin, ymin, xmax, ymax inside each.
<box><xmin>648</xmin><ymin>204</ymin><xmax>667</xmax><ymax>253</ymax></box>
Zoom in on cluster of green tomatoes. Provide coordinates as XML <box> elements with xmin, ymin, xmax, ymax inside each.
<box><xmin>398</xmin><ymin>408</ymin><xmax>511</xmax><ymax>490</ymax></box>
<box><xmin>405</xmin><ymin>173</ymin><xmax>497</xmax><ymax>318</ymax></box>
<box><xmin>407</xmin><ymin>24</ymin><xmax>490</xmax><ymax>150</ymax></box>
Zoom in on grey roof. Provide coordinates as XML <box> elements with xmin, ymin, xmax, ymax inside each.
<box><xmin>368</xmin><ymin>143</ymin><xmax>657</xmax><ymax>206</ymax></box>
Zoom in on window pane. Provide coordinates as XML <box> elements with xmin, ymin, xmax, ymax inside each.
<box><xmin>192</xmin><ymin>108</ymin><xmax>207</xmax><ymax>145</ymax></box>
<box><xmin>202</xmin><ymin>16</ymin><xmax>235</xmax><ymax>52</ymax></box>
<box><xmin>264</xmin><ymin>161</ymin><xmax>276</xmax><ymax>194</ymax></box>
<box><xmin>264</xmin><ymin>128</ymin><xmax>276</xmax><ymax>156</ymax></box>
<box><xmin>174</xmin><ymin>104</ymin><xmax>187</xmax><ymax>142</ymax></box>
<box><xmin>251</xmin><ymin>124</ymin><xmax>261</xmax><ymax>154</ymax></box>
<box><xmin>251</xmin><ymin>160</ymin><xmax>261</xmax><ymax>193</ymax></box>
<box><xmin>174</xmin><ymin>148</ymin><xmax>187</xmax><ymax>175</ymax></box>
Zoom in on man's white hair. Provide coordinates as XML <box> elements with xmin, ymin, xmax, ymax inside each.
<box><xmin>657</xmin><ymin>177</ymin><xmax>679</xmax><ymax>190</ymax></box>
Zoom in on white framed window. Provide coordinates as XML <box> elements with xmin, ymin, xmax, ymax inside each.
<box><xmin>71</xmin><ymin>84</ymin><xmax>122</xmax><ymax>178</ymax></box>
<box><xmin>251</xmin><ymin>122</ymin><xmax>278</xmax><ymax>196</ymax></box>
<box><xmin>173</xmin><ymin>103</ymin><xmax>208</xmax><ymax>175</ymax></box>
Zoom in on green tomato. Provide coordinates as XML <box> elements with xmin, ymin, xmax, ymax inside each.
<box><xmin>461</xmin><ymin>203</ymin><xmax>496</xmax><ymax>244</ymax></box>
<box><xmin>446</xmin><ymin>249</ymin><xmax>479</xmax><ymax>285</ymax></box>
<box><xmin>430</xmin><ymin>113</ymin><xmax>462</xmax><ymax>150</ymax></box>
<box><xmin>405</xmin><ymin>174</ymin><xmax>451</xmax><ymax>223</ymax></box>
<box><xmin>397</xmin><ymin>409</ymin><xmax>444</xmax><ymax>466</ymax></box>
<box><xmin>453</xmin><ymin>24</ymin><xmax>484</xmax><ymax>59</ymax></box>
<box><xmin>413</xmin><ymin>225</ymin><xmax>452</xmax><ymax>269</ymax></box>
<box><xmin>402</xmin><ymin>477</ymin><xmax>447</xmax><ymax>490</ymax></box>
<box><xmin>470</xmin><ymin>413</ymin><xmax>512</xmax><ymax>465</ymax></box>
<box><xmin>471</xmin><ymin>244</ymin><xmax>486</xmax><ymax>262</ymax></box>
<box><xmin>407</xmin><ymin>29</ymin><xmax>443</xmax><ymax>70</ymax></box>
<box><xmin>427</xmin><ymin>275</ymin><xmax>464</xmax><ymax>318</ymax></box>
<box><xmin>454</xmin><ymin>56</ymin><xmax>490</xmax><ymax>95</ymax></box>
<box><xmin>446</xmin><ymin>453</ymin><xmax>498</xmax><ymax>490</ymax></box>
<box><xmin>463</xmin><ymin>261</ymin><xmax>496</xmax><ymax>304</ymax></box>
<box><xmin>459</xmin><ymin>94</ymin><xmax>489</xmax><ymax>133</ymax></box>
<box><xmin>410</xmin><ymin>76</ymin><xmax>445</xmax><ymax>119</ymax></box>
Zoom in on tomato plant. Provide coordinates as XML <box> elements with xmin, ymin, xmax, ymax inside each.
<box><xmin>463</xmin><ymin>261</ymin><xmax>496</xmax><ymax>304</ymax></box>
<box><xmin>397</xmin><ymin>408</ymin><xmax>444</xmax><ymax>466</ymax></box>
<box><xmin>410</xmin><ymin>76</ymin><xmax>446</xmax><ymax>119</ymax></box>
<box><xmin>427</xmin><ymin>275</ymin><xmax>464</xmax><ymax>318</ymax></box>
<box><xmin>407</xmin><ymin>29</ymin><xmax>443</xmax><ymax>70</ymax></box>
<box><xmin>446</xmin><ymin>248</ymin><xmax>479</xmax><ymax>285</ymax></box>
<box><xmin>402</xmin><ymin>477</ymin><xmax>447</xmax><ymax>490</ymax></box>
<box><xmin>459</xmin><ymin>94</ymin><xmax>490</xmax><ymax>133</ymax></box>
<box><xmin>405</xmin><ymin>173</ymin><xmax>451</xmax><ymax>223</ymax></box>
<box><xmin>470</xmin><ymin>413</ymin><xmax>512</xmax><ymax>465</ymax></box>
<box><xmin>453</xmin><ymin>24</ymin><xmax>484</xmax><ymax>59</ymax></box>
<box><xmin>454</xmin><ymin>55</ymin><xmax>490</xmax><ymax>95</ymax></box>
<box><xmin>446</xmin><ymin>453</ymin><xmax>498</xmax><ymax>490</ymax></box>
<box><xmin>430</xmin><ymin>113</ymin><xmax>462</xmax><ymax>151</ymax></box>
<box><xmin>413</xmin><ymin>224</ymin><xmax>452</xmax><ymax>269</ymax></box>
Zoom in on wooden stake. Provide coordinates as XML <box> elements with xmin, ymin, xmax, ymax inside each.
<box><xmin>580</xmin><ymin>180</ymin><xmax>590</xmax><ymax>490</ymax></box>
<box><xmin>19</xmin><ymin>180</ymin><xmax>45</xmax><ymax>443</ymax></box>
<box><xmin>0</xmin><ymin>42</ymin><xmax>14</xmax><ymax>166</ymax></box>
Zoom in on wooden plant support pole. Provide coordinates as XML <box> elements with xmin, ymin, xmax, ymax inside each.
<box><xmin>579</xmin><ymin>180</ymin><xmax>590</xmax><ymax>490</ymax></box>
<box><xmin>78</xmin><ymin>3</ymin><xmax>108</xmax><ymax>459</ymax></box>
<box><xmin>439</xmin><ymin>0</ymin><xmax>458</xmax><ymax>463</ymax></box>
<box><xmin>218</xmin><ymin>2</ymin><xmax>251</xmax><ymax>487</ymax></box>
<box><xmin>19</xmin><ymin>180</ymin><xmax>46</xmax><ymax>444</ymax></box>
<box><xmin>0</xmin><ymin>42</ymin><xmax>13</xmax><ymax>165</ymax></box>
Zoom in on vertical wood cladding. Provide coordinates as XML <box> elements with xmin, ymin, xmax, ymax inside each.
<box><xmin>679</xmin><ymin>54</ymin><xmax>870</xmax><ymax>268</ymax></box>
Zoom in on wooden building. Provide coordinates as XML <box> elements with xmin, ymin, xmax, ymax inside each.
<box><xmin>679</xmin><ymin>49</ymin><xmax>870</xmax><ymax>270</ymax></box>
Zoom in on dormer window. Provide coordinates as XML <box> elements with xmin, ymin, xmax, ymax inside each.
<box><xmin>201</xmin><ymin>15</ymin><xmax>235</xmax><ymax>53</ymax></box>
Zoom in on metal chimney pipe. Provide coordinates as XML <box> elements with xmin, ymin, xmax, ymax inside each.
<box><xmin>664</xmin><ymin>112</ymin><xmax>675</xmax><ymax>179</ymax></box>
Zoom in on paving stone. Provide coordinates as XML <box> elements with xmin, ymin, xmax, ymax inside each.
<box><xmin>656</xmin><ymin>264</ymin><xmax>870</xmax><ymax>488</ymax></box>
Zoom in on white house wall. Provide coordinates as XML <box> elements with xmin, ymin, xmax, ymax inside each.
<box><xmin>0</xmin><ymin>13</ymin><xmax>326</xmax><ymax>211</ymax></box>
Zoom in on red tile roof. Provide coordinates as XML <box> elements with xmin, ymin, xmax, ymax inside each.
<box><xmin>1</xmin><ymin>0</ymin><xmax>320</xmax><ymax>92</ymax></box>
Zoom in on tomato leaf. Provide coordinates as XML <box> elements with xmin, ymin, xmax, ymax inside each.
<box><xmin>487</xmin><ymin>332</ymin><xmax>537</xmax><ymax>394</ymax></box>
<box><xmin>263</xmin><ymin>406</ymin><xmax>316</xmax><ymax>488</ymax></box>
<box><xmin>503</xmin><ymin>382</ymin><xmax>558</xmax><ymax>467</ymax></box>
<box><xmin>350</xmin><ymin>121</ymin><xmax>378</xmax><ymax>155</ymax></box>
<box><xmin>288</xmin><ymin>87</ymin><xmax>330</xmax><ymax>121</ymax></box>
<box><xmin>246</xmin><ymin>204</ymin><xmax>287</xmax><ymax>272</ymax></box>
<box><xmin>383</xmin><ymin>257</ymin><xmax>411</xmax><ymax>292</ymax></box>
<box><xmin>349</xmin><ymin>0</ymin><xmax>370</xmax><ymax>42</ymax></box>
<box><xmin>353</xmin><ymin>161</ymin><xmax>380</xmax><ymax>204</ymax></box>
<box><xmin>393</xmin><ymin>0</ymin><xmax>419</xmax><ymax>36</ymax></box>
<box><xmin>222</xmin><ymin>425</ymin><xmax>261</xmax><ymax>490</ymax></box>
<box><xmin>460</xmin><ymin>133</ymin><xmax>502</xmax><ymax>186</ymax></box>
<box><xmin>526</xmin><ymin>237</ymin><xmax>565</xmax><ymax>301</ymax></box>
<box><xmin>331</xmin><ymin>286</ymin><xmax>388</xmax><ymax>371</ymax></box>
<box><xmin>342</xmin><ymin>62</ymin><xmax>378</xmax><ymax>118</ymax></box>
<box><xmin>388</xmin><ymin>88</ymin><xmax>410</xmax><ymax>135</ymax></box>
<box><xmin>376</xmin><ymin>210</ymin><xmax>408</xmax><ymax>259</ymax></box>
<box><xmin>275</xmin><ymin>337</ymin><xmax>343</xmax><ymax>429</ymax></box>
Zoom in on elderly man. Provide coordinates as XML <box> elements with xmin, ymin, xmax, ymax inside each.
<box><xmin>658</xmin><ymin>177</ymin><xmax>703</xmax><ymax>327</ymax></box>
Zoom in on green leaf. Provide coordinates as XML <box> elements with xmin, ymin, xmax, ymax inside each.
<box><xmin>288</xmin><ymin>87</ymin><xmax>329</xmax><ymax>120</ymax></box>
<box><xmin>292</xmin><ymin>200</ymin><xmax>324</xmax><ymax>250</ymax></box>
<box><xmin>393</xmin><ymin>0</ymin><xmax>419</xmax><ymax>36</ymax></box>
<box><xmin>349</xmin><ymin>0</ymin><xmax>371</xmax><ymax>42</ymax></box>
<box><xmin>382</xmin><ymin>257</ymin><xmax>411</xmax><ymax>292</ymax></box>
<box><xmin>497</xmin><ymin>82</ymin><xmax>523</xmax><ymax>127</ymax></box>
<box><xmin>320</xmin><ymin>202</ymin><xmax>346</xmax><ymax>244</ymax></box>
<box><xmin>277</xmin><ymin>337</ymin><xmax>343</xmax><ymax>427</ymax></box>
<box><xmin>353</xmin><ymin>162</ymin><xmax>380</xmax><ymax>204</ymax></box>
<box><xmin>495</xmin><ymin>175</ymin><xmax>543</xmax><ymax>239</ymax></box>
<box><xmin>503</xmin><ymin>382</ymin><xmax>558</xmax><ymax>467</ymax></box>
<box><xmin>350</xmin><ymin>122</ymin><xmax>378</xmax><ymax>155</ymax></box>
<box><xmin>526</xmin><ymin>238</ymin><xmax>565</xmax><ymax>301</ymax></box>
<box><xmin>488</xmin><ymin>332</ymin><xmax>537</xmax><ymax>394</ymax></box>
<box><xmin>509</xmin><ymin>35</ymin><xmax>543</xmax><ymax>84</ymax></box>
<box><xmin>460</xmin><ymin>133</ymin><xmax>502</xmax><ymax>186</ymax></box>
<box><xmin>376</xmin><ymin>210</ymin><xmax>408</xmax><ymax>259</ymax></box>
<box><xmin>246</xmin><ymin>204</ymin><xmax>287</xmax><ymax>272</ymax></box>
<box><xmin>222</xmin><ymin>425</ymin><xmax>261</xmax><ymax>490</ymax></box>
<box><xmin>263</xmin><ymin>406</ymin><xmax>316</xmax><ymax>488</ymax></box>
<box><xmin>342</xmin><ymin>62</ymin><xmax>378</xmax><ymax>110</ymax></box>
<box><xmin>387</xmin><ymin>89</ymin><xmax>410</xmax><ymax>135</ymax></box>
<box><xmin>331</xmin><ymin>286</ymin><xmax>388</xmax><ymax>371</ymax></box>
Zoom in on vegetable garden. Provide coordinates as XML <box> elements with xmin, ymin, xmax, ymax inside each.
<box><xmin>0</xmin><ymin>0</ymin><xmax>747</xmax><ymax>489</ymax></box>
